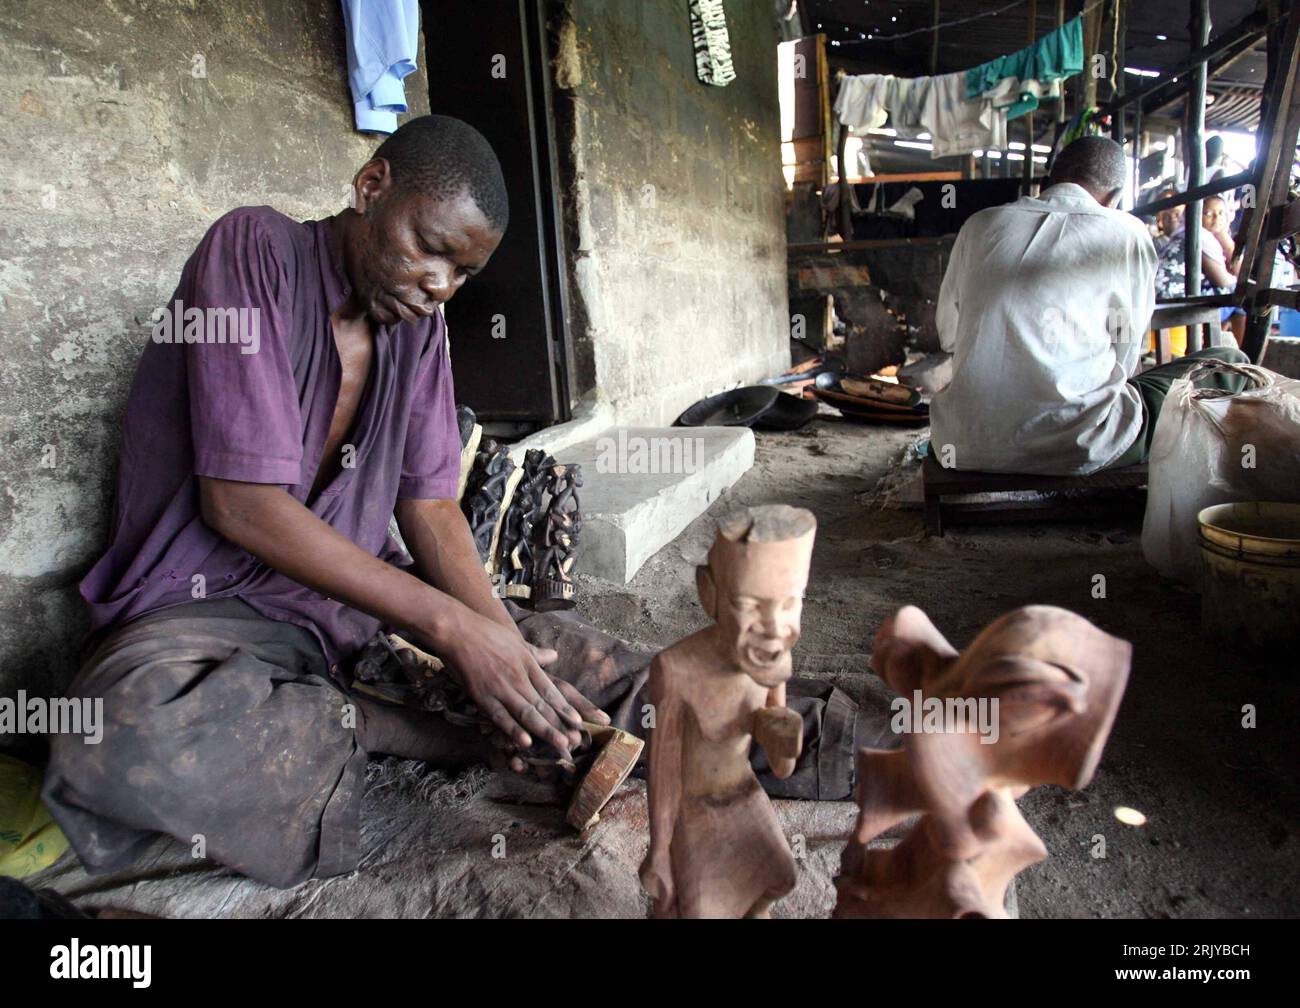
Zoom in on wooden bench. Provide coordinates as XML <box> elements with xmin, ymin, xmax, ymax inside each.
<box><xmin>922</xmin><ymin>456</ymin><xmax>1150</xmax><ymax>536</ymax></box>
<box><xmin>1150</xmin><ymin>303</ymin><xmax>1225</xmax><ymax>364</ymax></box>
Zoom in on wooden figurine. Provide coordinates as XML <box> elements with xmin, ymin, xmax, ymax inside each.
<box><xmin>498</xmin><ymin>448</ymin><xmax>553</xmax><ymax>602</ymax></box>
<box><xmin>640</xmin><ymin>505</ymin><xmax>816</xmax><ymax>918</ymax></box>
<box><xmin>834</xmin><ymin>605</ymin><xmax>1131</xmax><ymax>919</ymax></box>
<box><xmin>534</xmin><ymin>463</ymin><xmax>583</xmax><ymax>610</ymax></box>
<box><xmin>460</xmin><ymin>439</ymin><xmax>521</xmax><ymax>571</ymax></box>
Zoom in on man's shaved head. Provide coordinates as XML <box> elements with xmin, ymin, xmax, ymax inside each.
<box><xmin>335</xmin><ymin>114</ymin><xmax>509</xmax><ymax>326</ymax></box>
<box><xmin>372</xmin><ymin>115</ymin><xmax>509</xmax><ymax>232</ymax></box>
<box><xmin>1049</xmin><ymin>136</ymin><xmax>1128</xmax><ymax>205</ymax></box>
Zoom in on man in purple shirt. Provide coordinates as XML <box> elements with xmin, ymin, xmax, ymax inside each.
<box><xmin>42</xmin><ymin>116</ymin><xmax>616</xmax><ymax>886</ymax></box>
<box><xmin>44</xmin><ymin>116</ymin><xmax>878</xmax><ymax>890</ymax></box>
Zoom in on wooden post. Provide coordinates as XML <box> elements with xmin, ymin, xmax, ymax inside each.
<box><xmin>1240</xmin><ymin>0</ymin><xmax>1293</xmax><ymax>361</ymax></box>
<box><xmin>1056</xmin><ymin>0</ymin><xmax>1068</xmax><ymax>149</ymax></box>
<box><xmin>1025</xmin><ymin>0</ymin><xmax>1037</xmax><ymax>187</ymax></box>
<box><xmin>1184</xmin><ymin>0</ymin><xmax>1209</xmax><ymax>352</ymax></box>
<box><xmin>931</xmin><ymin>0</ymin><xmax>941</xmax><ymax>75</ymax></box>
<box><xmin>1133</xmin><ymin>97</ymin><xmax>1143</xmax><ymax>199</ymax></box>
<box><xmin>837</xmin><ymin>115</ymin><xmax>852</xmax><ymax>241</ymax></box>
<box><xmin>1083</xmin><ymin>0</ymin><xmax>1102</xmax><ymax>111</ymax></box>
<box><xmin>1111</xmin><ymin>0</ymin><xmax>1127</xmax><ymax>152</ymax></box>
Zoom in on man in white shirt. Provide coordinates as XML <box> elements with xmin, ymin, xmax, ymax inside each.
<box><xmin>930</xmin><ymin>136</ymin><xmax>1246</xmax><ymax>475</ymax></box>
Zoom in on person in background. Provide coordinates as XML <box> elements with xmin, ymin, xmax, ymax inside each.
<box><xmin>1204</xmin><ymin>134</ymin><xmax>1231</xmax><ymax>184</ymax></box>
<box><xmin>931</xmin><ymin>137</ymin><xmax>1248</xmax><ymax>477</ymax></box>
<box><xmin>1154</xmin><ymin>190</ymin><xmax>1236</xmax><ymax>300</ymax></box>
<box><xmin>1202</xmin><ymin>194</ymin><xmax>1247</xmax><ymax>344</ymax></box>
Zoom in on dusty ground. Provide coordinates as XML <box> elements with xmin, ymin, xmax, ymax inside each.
<box><xmin>29</xmin><ymin>413</ymin><xmax>1295</xmax><ymax>919</ymax></box>
<box><xmin>576</xmin><ymin>413</ymin><xmax>1299</xmax><ymax>919</ymax></box>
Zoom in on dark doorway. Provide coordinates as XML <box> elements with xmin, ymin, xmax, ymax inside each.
<box><xmin>420</xmin><ymin>0</ymin><xmax>573</xmax><ymax>428</ymax></box>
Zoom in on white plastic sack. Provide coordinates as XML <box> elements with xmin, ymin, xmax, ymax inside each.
<box><xmin>1142</xmin><ymin>361</ymin><xmax>1300</xmax><ymax>583</ymax></box>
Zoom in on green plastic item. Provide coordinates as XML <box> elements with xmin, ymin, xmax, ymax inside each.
<box><xmin>0</xmin><ymin>754</ymin><xmax>69</xmax><ymax>878</ymax></box>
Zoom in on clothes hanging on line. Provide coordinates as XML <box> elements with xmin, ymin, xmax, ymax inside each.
<box><xmin>966</xmin><ymin>14</ymin><xmax>1084</xmax><ymax>120</ymax></box>
<box><xmin>926</xmin><ymin>72</ymin><xmax>1007</xmax><ymax>158</ymax></box>
<box><xmin>834</xmin><ymin>73</ymin><xmax>932</xmax><ymax>138</ymax></box>
<box><xmin>890</xmin><ymin>76</ymin><xmax>933</xmax><ymax>138</ymax></box>
<box><xmin>835</xmin><ymin>73</ymin><xmax>1005</xmax><ymax>159</ymax></box>
<box><xmin>833</xmin><ymin>73</ymin><xmax>895</xmax><ymax>134</ymax></box>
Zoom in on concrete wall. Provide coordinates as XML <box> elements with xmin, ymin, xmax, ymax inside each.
<box><xmin>554</xmin><ymin>0</ymin><xmax>789</xmax><ymax>425</ymax></box>
<box><xmin>0</xmin><ymin>0</ymin><xmax>428</xmax><ymax>726</ymax></box>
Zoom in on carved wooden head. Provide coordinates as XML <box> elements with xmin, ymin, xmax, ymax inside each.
<box><xmin>695</xmin><ymin>505</ymin><xmax>816</xmax><ymax>687</ymax></box>
<box><xmin>872</xmin><ymin>605</ymin><xmax>1129</xmax><ymax>792</ymax></box>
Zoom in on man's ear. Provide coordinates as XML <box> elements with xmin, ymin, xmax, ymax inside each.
<box><xmin>352</xmin><ymin>157</ymin><xmax>393</xmax><ymax>215</ymax></box>
<box><xmin>696</xmin><ymin>565</ymin><xmax>717</xmax><ymax>620</ymax></box>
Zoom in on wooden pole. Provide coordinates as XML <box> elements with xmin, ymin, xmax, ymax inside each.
<box><xmin>837</xmin><ymin>115</ymin><xmax>851</xmax><ymax>242</ymax></box>
<box><xmin>1240</xmin><ymin>0</ymin><xmax>1293</xmax><ymax>361</ymax></box>
<box><xmin>1025</xmin><ymin>0</ymin><xmax>1037</xmax><ymax>187</ymax></box>
<box><xmin>1111</xmin><ymin>0</ymin><xmax>1127</xmax><ymax>150</ymax></box>
<box><xmin>1056</xmin><ymin>0</ymin><xmax>1067</xmax><ymax>139</ymax></box>
<box><xmin>1184</xmin><ymin>0</ymin><xmax>1209</xmax><ymax>351</ymax></box>
<box><xmin>1083</xmin><ymin>0</ymin><xmax>1102</xmax><ymax>111</ymax></box>
<box><xmin>1133</xmin><ymin>93</ymin><xmax>1143</xmax><ymax>200</ymax></box>
<box><xmin>930</xmin><ymin>0</ymin><xmax>941</xmax><ymax>75</ymax></box>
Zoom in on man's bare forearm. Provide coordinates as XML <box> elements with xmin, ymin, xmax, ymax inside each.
<box><xmin>198</xmin><ymin>477</ymin><xmax>597</xmax><ymax>753</ymax></box>
<box><xmin>198</xmin><ymin>477</ymin><xmax>465</xmax><ymax>650</ymax></box>
<box><xmin>395</xmin><ymin>497</ymin><xmax>516</xmax><ymax>631</ymax></box>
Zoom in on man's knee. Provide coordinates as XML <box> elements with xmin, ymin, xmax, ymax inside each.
<box><xmin>1191</xmin><ymin>345</ymin><xmax>1249</xmax><ymax>365</ymax></box>
<box><xmin>44</xmin><ymin>685</ymin><xmax>136</xmax><ymax>798</ymax></box>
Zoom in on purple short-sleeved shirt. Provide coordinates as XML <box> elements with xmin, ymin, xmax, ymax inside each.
<box><xmin>81</xmin><ymin>206</ymin><xmax>461</xmax><ymax>665</ymax></box>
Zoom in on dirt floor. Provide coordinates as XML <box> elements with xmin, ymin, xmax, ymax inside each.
<box><xmin>575</xmin><ymin>413</ymin><xmax>1299</xmax><ymax>919</ymax></box>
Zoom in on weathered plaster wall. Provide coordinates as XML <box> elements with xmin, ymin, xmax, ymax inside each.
<box><xmin>554</xmin><ymin>0</ymin><xmax>790</xmax><ymax>425</ymax></box>
<box><xmin>0</xmin><ymin>0</ymin><xmax>428</xmax><ymax>729</ymax></box>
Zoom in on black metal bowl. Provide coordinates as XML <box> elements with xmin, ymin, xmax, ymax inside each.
<box><xmin>674</xmin><ymin>386</ymin><xmax>818</xmax><ymax>430</ymax></box>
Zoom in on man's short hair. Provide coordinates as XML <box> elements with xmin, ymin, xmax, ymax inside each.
<box><xmin>372</xmin><ymin>115</ymin><xmax>509</xmax><ymax>232</ymax></box>
<box><xmin>1049</xmin><ymin>136</ymin><xmax>1127</xmax><ymax>196</ymax></box>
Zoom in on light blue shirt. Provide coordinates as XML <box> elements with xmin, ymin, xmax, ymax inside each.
<box><xmin>341</xmin><ymin>0</ymin><xmax>420</xmax><ymax>134</ymax></box>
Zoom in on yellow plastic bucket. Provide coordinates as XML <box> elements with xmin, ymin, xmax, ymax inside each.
<box><xmin>1198</xmin><ymin>501</ymin><xmax>1300</xmax><ymax>653</ymax></box>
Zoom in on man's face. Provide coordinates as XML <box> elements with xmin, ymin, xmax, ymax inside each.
<box><xmin>347</xmin><ymin>163</ymin><xmax>503</xmax><ymax>327</ymax></box>
<box><xmin>712</xmin><ymin>557</ymin><xmax>807</xmax><ymax>688</ymax></box>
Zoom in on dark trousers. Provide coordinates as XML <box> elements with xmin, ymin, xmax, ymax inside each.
<box><xmin>1112</xmin><ymin>346</ymin><xmax>1251</xmax><ymax>467</ymax></box>
<box><xmin>43</xmin><ymin>598</ymin><xmax>881</xmax><ymax>888</ymax></box>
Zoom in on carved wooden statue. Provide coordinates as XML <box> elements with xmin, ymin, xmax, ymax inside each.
<box><xmin>834</xmin><ymin>605</ymin><xmax>1131</xmax><ymax>919</ymax></box>
<box><xmin>460</xmin><ymin>439</ymin><xmax>518</xmax><ymax>569</ymax></box>
<box><xmin>498</xmin><ymin>448</ymin><xmax>553</xmax><ymax>601</ymax></box>
<box><xmin>640</xmin><ymin>504</ymin><xmax>815</xmax><ymax>918</ymax></box>
<box><xmin>534</xmin><ymin>463</ymin><xmax>583</xmax><ymax>609</ymax></box>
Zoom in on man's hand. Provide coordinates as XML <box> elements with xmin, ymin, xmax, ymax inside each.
<box><xmin>395</xmin><ymin>497</ymin><xmax>608</xmax><ymax>755</ymax></box>
<box><xmin>436</xmin><ymin>606</ymin><xmax>603</xmax><ymax>756</ymax></box>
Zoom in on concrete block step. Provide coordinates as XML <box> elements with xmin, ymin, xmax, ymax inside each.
<box><xmin>559</xmin><ymin>426</ymin><xmax>755</xmax><ymax>583</ymax></box>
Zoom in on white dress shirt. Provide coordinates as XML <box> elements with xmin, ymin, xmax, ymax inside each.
<box><xmin>930</xmin><ymin>183</ymin><xmax>1158</xmax><ymax>475</ymax></box>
